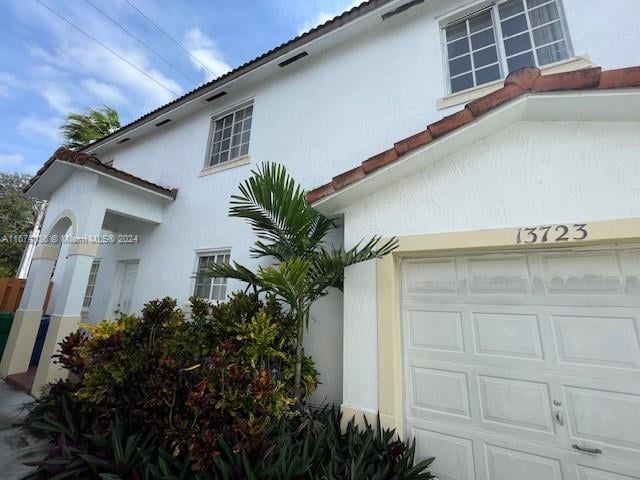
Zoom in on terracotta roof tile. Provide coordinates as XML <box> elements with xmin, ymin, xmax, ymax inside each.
<box><xmin>332</xmin><ymin>165</ymin><xmax>366</xmax><ymax>190</ymax></box>
<box><xmin>26</xmin><ymin>147</ymin><xmax>177</xmax><ymax>199</ymax></box>
<box><xmin>306</xmin><ymin>65</ymin><xmax>640</xmax><ymax>204</ymax></box>
<box><xmin>531</xmin><ymin>66</ymin><xmax>601</xmax><ymax>92</ymax></box>
<box><xmin>466</xmin><ymin>83</ymin><xmax>524</xmax><ymax>117</ymax></box>
<box><xmin>393</xmin><ymin>130</ymin><xmax>432</xmax><ymax>156</ymax></box>
<box><xmin>599</xmin><ymin>66</ymin><xmax>640</xmax><ymax>88</ymax></box>
<box><xmin>306</xmin><ymin>182</ymin><xmax>336</xmax><ymax>204</ymax></box>
<box><xmin>362</xmin><ymin>148</ymin><xmax>398</xmax><ymax>174</ymax></box>
<box><xmin>504</xmin><ymin>67</ymin><xmax>541</xmax><ymax>90</ymax></box>
<box><xmin>427</xmin><ymin>107</ymin><xmax>474</xmax><ymax>138</ymax></box>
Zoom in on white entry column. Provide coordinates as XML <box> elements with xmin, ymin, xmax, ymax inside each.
<box><xmin>31</xmin><ymin>209</ymin><xmax>105</xmax><ymax>396</ymax></box>
<box><xmin>0</xmin><ymin>245</ymin><xmax>58</xmax><ymax>377</ymax></box>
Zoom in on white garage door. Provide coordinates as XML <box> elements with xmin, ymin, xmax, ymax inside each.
<box><xmin>401</xmin><ymin>245</ymin><xmax>640</xmax><ymax>480</ymax></box>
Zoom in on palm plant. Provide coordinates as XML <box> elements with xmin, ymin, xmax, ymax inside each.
<box><xmin>60</xmin><ymin>106</ymin><xmax>121</xmax><ymax>149</ymax></box>
<box><xmin>208</xmin><ymin>163</ymin><xmax>397</xmax><ymax>403</ymax></box>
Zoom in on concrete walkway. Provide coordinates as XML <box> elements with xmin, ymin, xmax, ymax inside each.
<box><xmin>0</xmin><ymin>380</ymin><xmax>48</xmax><ymax>480</ymax></box>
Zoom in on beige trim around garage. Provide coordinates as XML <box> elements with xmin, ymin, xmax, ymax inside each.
<box><xmin>376</xmin><ymin>216</ymin><xmax>640</xmax><ymax>438</ymax></box>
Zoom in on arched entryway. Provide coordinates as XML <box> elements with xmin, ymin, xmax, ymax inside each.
<box><xmin>0</xmin><ymin>213</ymin><xmax>78</xmax><ymax>393</ymax></box>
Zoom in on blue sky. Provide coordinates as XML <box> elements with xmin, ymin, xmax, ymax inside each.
<box><xmin>0</xmin><ymin>0</ymin><xmax>360</xmax><ymax>175</ymax></box>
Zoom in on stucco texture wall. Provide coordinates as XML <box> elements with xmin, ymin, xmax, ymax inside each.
<box><xmin>341</xmin><ymin>120</ymin><xmax>640</xmax><ymax>411</ymax></box>
<box><xmin>39</xmin><ymin>0</ymin><xmax>640</xmax><ymax>407</ymax></box>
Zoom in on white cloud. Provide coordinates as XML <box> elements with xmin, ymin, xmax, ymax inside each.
<box><xmin>0</xmin><ymin>153</ymin><xmax>25</xmax><ymax>170</ymax></box>
<box><xmin>42</xmin><ymin>83</ymin><xmax>73</xmax><ymax>114</ymax></box>
<box><xmin>0</xmin><ymin>73</ymin><xmax>19</xmax><ymax>99</ymax></box>
<box><xmin>184</xmin><ymin>28</ymin><xmax>232</xmax><ymax>81</ymax></box>
<box><xmin>298</xmin><ymin>1</ymin><xmax>364</xmax><ymax>34</ymax></box>
<box><xmin>82</xmin><ymin>79</ymin><xmax>126</xmax><ymax>105</ymax></box>
<box><xmin>0</xmin><ymin>153</ymin><xmax>39</xmax><ymax>175</ymax></box>
<box><xmin>18</xmin><ymin>117</ymin><xmax>62</xmax><ymax>143</ymax></box>
<box><xmin>35</xmin><ymin>42</ymin><xmax>182</xmax><ymax>111</ymax></box>
<box><xmin>19</xmin><ymin>2</ymin><xmax>185</xmax><ymax>113</ymax></box>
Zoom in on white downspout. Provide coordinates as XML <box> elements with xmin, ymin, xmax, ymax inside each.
<box><xmin>16</xmin><ymin>201</ymin><xmax>48</xmax><ymax>279</ymax></box>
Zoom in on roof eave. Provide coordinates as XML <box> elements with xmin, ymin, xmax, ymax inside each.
<box><xmin>82</xmin><ymin>0</ymin><xmax>401</xmax><ymax>154</ymax></box>
<box><xmin>312</xmin><ymin>89</ymin><xmax>640</xmax><ymax>215</ymax></box>
<box><xmin>25</xmin><ymin>160</ymin><xmax>177</xmax><ymax>201</ymax></box>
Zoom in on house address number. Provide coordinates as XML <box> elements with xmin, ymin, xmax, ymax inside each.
<box><xmin>516</xmin><ymin>223</ymin><xmax>588</xmax><ymax>244</ymax></box>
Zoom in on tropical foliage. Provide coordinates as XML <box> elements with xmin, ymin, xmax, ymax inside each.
<box><xmin>60</xmin><ymin>106</ymin><xmax>121</xmax><ymax>149</ymax></box>
<box><xmin>25</xmin><ymin>293</ymin><xmax>434</xmax><ymax>478</ymax></box>
<box><xmin>26</xmin><ymin>390</ymin><xmax>434</xmax><ymax>479</ymax></box>
<box><xmin>0</xmin><ymin>172</ymin><xmax>38</xmax><ymax>276</ymax></box>
<box><xmin>26</xmin><ymin>293</ymin><xmax>317</xmax><ymax>475</ymax></box>
<box><xmin>208</xmin><ymin>163</ymin><xmax>398</xmax><ymax>402</ymax></box>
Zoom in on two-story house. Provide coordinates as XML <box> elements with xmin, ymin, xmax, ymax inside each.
<box><xmin>3</xmin><ymin>1</ymin><xmax>640</xmax><ymax>478</ymax></box>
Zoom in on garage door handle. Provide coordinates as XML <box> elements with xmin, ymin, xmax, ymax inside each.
<box><xmin>554</xmin><ymin>410</ymin><xmax>564</xmax><ymax>426</ymax></box>
<box><xmin>572</xmin><ymin>444</ymin><xmax>602</xmax><ymax>455</ymax></box>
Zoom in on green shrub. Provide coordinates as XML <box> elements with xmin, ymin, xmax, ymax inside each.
<box><xmin>25</xmin><ymin>293</ymin><xmax>434</xmax><ymax>478</ymax></box>
<box><xmin>24</xmin><ymin>390</ymin><xmax>191</xmax><ymax>480</ymax></box>
<box><xmin>26</xmin><ymin>394</ymin><xmax>433</xmax><ymax>480</ymax></box>
<box><xmin>27</xmin><ymin>293</ymin><xmax>318</xmax><ymax>472</ymax></box>
<box><xmin>210</xmin><ymin>406</ymin><xmax>435</xmax><ymax>480</ymax></box>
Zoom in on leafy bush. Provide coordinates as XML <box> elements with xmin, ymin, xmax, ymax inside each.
<box><xmin>25</xmin><ymin>393</ymin><xmax>190</xmax><ymax>480</ymax></box>
<box><xmin>27</xmin><ymin>293</ymin><xmax>318</xmax><ymax>473</ymax></box>
<box><xmin>210</xmin><ymin>406</ymin><xmax>434</xmax><ymax>480</ymax></box>
<box><xmin>26</xmin><ymin>391</ymin><xmax>433</xmax><ymax>479</ymax></box>
<box><xmin>25</xmin><ymin>293</ymin><xmax>434</xmax><ymax>478</ymax></box>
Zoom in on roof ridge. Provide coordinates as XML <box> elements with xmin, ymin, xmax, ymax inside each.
<box><xmin>307</xmin><ymin>65</ymin><xmax>640</xmax><ymax>204</ymax></box>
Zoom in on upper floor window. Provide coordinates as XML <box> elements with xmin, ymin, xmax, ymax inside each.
<box><xmin>207</xmin><ymin>103</ymin><xmax>253</xmax><ymax>167</ymax></box>
<box><xmin>444</xmin><ymin>0</ymin><xmax>571</xmax><ymax>93</ymax></box>
<box><xmin>193</xmin><ymin>250</ymin><xmax>230</xmax><ymax>301</ymax></box>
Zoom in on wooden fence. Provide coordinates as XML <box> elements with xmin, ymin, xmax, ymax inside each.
<box><xmin>0</xmin><ymin>278</ymin><xmax>53</xmax><ymax>312</ymax></box>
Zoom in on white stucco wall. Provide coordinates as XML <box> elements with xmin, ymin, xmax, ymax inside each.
<box><xmin>39</xmin><ymin>0</ymin><xmax>640</xmax><ymax>406</ymax></box>
<box><xmin>340</xmin><ymin>120</ymin><xmax>640</xmax><ymax>411</ymax></box>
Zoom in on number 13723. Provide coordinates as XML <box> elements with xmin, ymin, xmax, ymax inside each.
<box><xmin>516</xmin><ymin>224</ymin><xmax>588</xmax><ymax>244</ymax></box>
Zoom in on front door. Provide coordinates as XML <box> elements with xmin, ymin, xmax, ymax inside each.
<box><xmin>113</xmin><ymin>260</ymin><xmax>139</xmax><ymax>317</ymax></box>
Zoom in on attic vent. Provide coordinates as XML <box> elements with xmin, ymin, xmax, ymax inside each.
<box><xmin>278</xmin><ymin>51</ymin><xmax>308</xmax><ymax>68</ymax></box>
<box><xmin>155</xmin><ymin>118</ymin><xmax>172</xmax><ymax>127</ymax></box>
<box><xmin>205</xmin><ymin>91</ymin><xmax>228</xmax><ymax>102</ymax></box>
<box><xmin>381</xmin><ymin>0</ymin><xmax>424</xmax><ymax>20</ymax></box>
<box><xmin>116</xmin><ymin>137</ymin><xmax>131</xmax><ymax>144</ymax></box>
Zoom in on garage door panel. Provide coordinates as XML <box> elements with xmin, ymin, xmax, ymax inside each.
<box><xmin>565</xmin><ymin>386</ymin><xmax>640</xmax><ymax>456</ymax></box>
<box><xmin>541</xmin><ymin>251</ymin><xmax>627</xmax><ymax>296</ymax></box>
<box><xmin>403</xmin><ymin>257</ymin><xmax>459</xmax><ymax>295</ymax></box>
<box><xmin>472</xmin><ymin>312</ymin><xmax>544</xmax><ymax>360</ymax></box>
<box><xmin>406</xmin><ymin>358</ymin><xmax>568</xmax><ymax>444</ymax></box>
<box><xmin>412</xmin><ymin>427</ymin><xmax>477</xmax><ymax>480</ymax></box>
<box><xmin>410</xmin><ymin>366</ymin><xmax>471</xmax><ymax>418</ymax></box>
<box><xmin>407</xmin><ymin>309</ymin><xmax>465</xmax><ymax>353</ymax></box>
<box><xmin>485</xmin><ymin>444</ymin><xmax>563</xmax><ymax>480</ymax></box>
<box><xmin>553</xmin><ymin>314</ymin><xmax>640</xmax><ymax>370</ymax></box>
<box><xmin>405</xmin><ymin>305</ymin><xmax>640</xmax><ymax>381</ymax></box>
<box><xmin>577</xmin><ymin>465</ymin><xmax>640</xmax><ymax>480</ymax></box>
<box><xmin>465</xmin><ymin>254</ymin><xmax>533</xmax><ymax>295</ymax></box>
<box><xmin>478</xmin><ymin>375</ymin><xmax>555</xmax><ymax>434</ymax></box>
<box><xmin>409</xmin><ymin>419</ymin><xmax>573</xmax><ymax>480</ymax></box>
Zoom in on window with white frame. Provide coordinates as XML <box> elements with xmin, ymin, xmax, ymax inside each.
<box><xmin>82</xmin><ymin>259</ymin><xmax>101</xmax><ymax>309</ymax></box>
<box><xmin>193</xmin><ymin>251</ymin><xmax>230</xmax><ymax>301</ymax></box>
<box><xmin>207</xmin><ymin>103</ymin><xmax>253</xmax><ymax>167</ymax></box>
<box><xmin>444</xmin><ymin>0</ymin><xmax>571</xmax><ymax>93</ymax></box>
